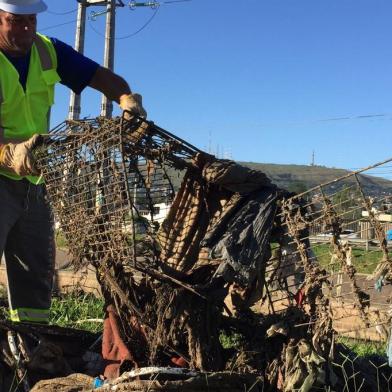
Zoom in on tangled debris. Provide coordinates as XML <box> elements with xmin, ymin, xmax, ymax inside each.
<box><xmin>35</xmin><ymin>117</ymin><xmax>285</xmax><ymax>371</ymax></box>
<box><xmin>2</xmin><ymin>116</ymin><xmax>391</xmax><ymax>390</ymax></box>
<box><xmin>0</xmin><ymin>320</ymin><xmax>101</xmax><ymax>391</ymax></box>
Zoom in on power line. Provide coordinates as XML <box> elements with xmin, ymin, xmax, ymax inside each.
<box><xmin>318</xmin><ymin>113</ymin><xmax>388</xmax><ymax>123</ymax></box>
<box><xmin>129</xmin><ymin>0</ymin><xmax>191</xmax><ymax>9</ymax></box>
<box><xmin>361</xmin><ymin>171</ymin><xmax>392</xmax><ymax>175</ymax></box>
<box><xmin>42</xmin><ymin>0</ymin><xmax>189</xmax><ymax>34</ymax></box>
<box><xmin>237</xmin><ymin>112</ymin><xmax>392</xmax><ymax>132</ymax></box>
<box><xmin>88</xmin><ymin>7</ymin><xmax>159</xmax><ymax>40</ymax></box>
<box><xmin>68</xmin><ymin>0</ymin><xmax>191</xmax><ymax>119</ymax></box>
<box><xmin>46</xmin><ymin>8</ymin><xmax>78</xmax><ymax>15</ymax></box>
<box><xmin>163</xmin><ymin>0</ymin><xmax>192</xmax><ymax>3</ymax></box>
<box><xmin>40</xmin><ymin>19</ymin><xmax>78</xmax><ymax>32</ymax></box>
<box><xmin>90</xmin><ymin>0</ymin><xmax>191</xmax><ymax>19</ymax></box>
<box><xmin>264</xmin><ymin>114</ymin><xmax>388</xmax><ymax>127</ymax></box>
<box><xmin>350</xmin><ymin>165</ymin><xmax>392</xmax><ymax>170</ymax></box>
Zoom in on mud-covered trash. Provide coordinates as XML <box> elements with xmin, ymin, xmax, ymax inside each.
<box><xmin>31</xmin><ymin>371</ymin><xmax>264</xmax><ymax>392</ymax></box>
<box><xmin>0</xmin><ymin>321</ymin><xmax>103</xmax><ymax>391</ymax></box>
<box><xmin>29</xmin><ymin>116</ymin><xmax>392</xmax><ymax>391</ymax></box>
<box><xmin>30</xmin><ymin>373</ymin><xmax>94</xmax><ymax>392</ymax></box>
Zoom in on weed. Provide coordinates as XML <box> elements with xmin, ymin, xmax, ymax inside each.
<box><xmin>0</xmin><ymin>290</ymin><xmax>104</xmax><ymax>332</ymax></box>
<box><xmin>312</xmin><ymin>243</ymin><xmax>381</xmax><ymax>274</ymax></box>
<box><xmin>219</xmin><ymin>331</ymin><xmax>244</xmax><ymax>349</ymax></box>
<box><xmin>338</xmin><ymin>337</ymin><xmax>387</xmax><ymax>358</ymax></box>
<box><xmin>50</xmin><ymin>292</ymin><xmax>104</xmax><ymax>333</ymax></box>
<box><xmin>55</xmin><ymin>229</ymin><xmax>68</xmax><ymax>249</ymax></box>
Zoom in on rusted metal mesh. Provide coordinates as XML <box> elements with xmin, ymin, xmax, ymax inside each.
<box><xmin>36</xmin><ymin>116</ymin><xmax>233</xmax><ymax>370</ymax></box>
<box><xmin>36</xmin><ymin>116</ymin><xmax>199</xmax><ymax>271</ymax></box>
<box><xmin>264</xmin><ymin>163</ymin><xmax>392</xmax><ymax>344</ymax></box>
<box><xmin>34</xmin><ymin>116</ymin><xmax>392</xmax><ymax>390</ymax></box>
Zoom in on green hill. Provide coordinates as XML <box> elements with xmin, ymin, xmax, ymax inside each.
<box><xmin>166</xmin><ymin>161</ymin><xmax>392</xmax><ymax>196</ymax></box>
<box><xmin>240</xmin><ymin>162</ymin><xmax>392</xmax><ymax>195</ymax></box>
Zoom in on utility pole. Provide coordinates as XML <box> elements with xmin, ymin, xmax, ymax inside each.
<box><xmin>68</xmin><ymin>1</ymin><xmax>87</xmax><ymax>120</ymax></box>
<box><xmin>70</xmin><ymin>0</ymin><xmax>189</xmax><ymax>119</ymax></box>
<box><xmin>101</xmin><ymin>0</ymin><xmax>116</xmax><ymax>118</ymax></box>
<box><xmin>70</xmin><ymin>0</ymin><xmax>116</xmax><ymax>120</ymax></box>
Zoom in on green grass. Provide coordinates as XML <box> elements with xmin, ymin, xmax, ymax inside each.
<box><xmin>50</xmin><ymin>292</ymin><xmax>105</xmax><ymax>333</ymax></box>
<box><xmin>219</xmin><ymin>331</ymin><xmax>244</xmax><ymax>349</ymax></box>
<box><xmin>312</xmin><ymin>243</ymin><xmax>381</xmax><ymax>274</ymax></box>
<box><xmin>0</xmin><ymin>287</ymin><xmax>388</xmax><ymax>363</ymax></box>
<box><xmin>338</xmin><ymin>337</ymin><xmax>387</xmax><ymax>358</ymax></box>
<box><xmin>0</xmin><ymin>291</ymin><xmax>104</xmax><ymax>333</ymax></box>
<box><xmin>55</xmin><ymin>230</ymin><xmax>68</xmax><ymax>249</ymax></box>
<box><xmin>219</xmin><ymin>331</ymin><xmax>387</xmax><ymax>360</ymax></box>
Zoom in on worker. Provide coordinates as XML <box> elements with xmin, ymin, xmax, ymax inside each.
<box><xmin>0</xmin><ymin>0</ymin><xmax>146</xmax><ymax>323</ymax></box>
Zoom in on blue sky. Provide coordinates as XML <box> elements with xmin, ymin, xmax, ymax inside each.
<box><xmin>39</xmin><ymin>0</ymin><xmax>392</xmax><ymax>174</ymax></box>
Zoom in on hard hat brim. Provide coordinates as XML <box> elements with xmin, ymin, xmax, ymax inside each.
<box><xmin>0</xmin><ymin>1</ymin><xmax>47</xmax><ymax>15</ymax></box>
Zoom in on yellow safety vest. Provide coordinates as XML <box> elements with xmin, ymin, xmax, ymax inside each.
<box><xmin>0</xmin><ymin>33</ymin><xmax>60</xmax><ymax>184</ymax></box>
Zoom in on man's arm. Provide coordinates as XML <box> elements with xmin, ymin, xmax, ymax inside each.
<box><xmin>88</xmin><ymin>66</ymin><xmax>146</xmax><ymax>117</ymax></box>
<box><xmin>50</xmin><ymin>38</ymin><xmax>146</xmax><ymax>117</ymax></box>
<box><xmin>88</xmin><ymin>66</ymin><xmax>131</xmax><ymax>103</ymax></box>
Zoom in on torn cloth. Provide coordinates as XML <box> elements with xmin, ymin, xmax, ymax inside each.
<box><xmin>102</xmin><ymin>305</ymin><xmax>137</xmax><ymax>380</ymax></box>
<box><xmin>158</xmin><ymin>155</ymin><xmax>278</xmax><ymax>288</ymax></box>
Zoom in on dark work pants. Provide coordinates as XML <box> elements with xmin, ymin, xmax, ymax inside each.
<box><xmin>0</xmin><ymin>175</ymin><xmax>54</xmax><ymax>323</ymax></box>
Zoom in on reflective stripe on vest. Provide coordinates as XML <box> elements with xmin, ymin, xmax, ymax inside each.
<box><xmin>10</xmin><ymin>307</ymin><xmax>50</xmax><ymax>323</ymax></box>
<box><xmin>34</xmin><ymin>34</ymin><xmax>53</xmax><ymax>71</ymax></box>
<box><xmin>0</xmin><ymin>33</ymin><xmax>61</xmax><ymax>183</ymax></box>
<box><xmin>0</xmin><ymin>84</ymin><xmax>3</xmax><ymax>145</ymax></box>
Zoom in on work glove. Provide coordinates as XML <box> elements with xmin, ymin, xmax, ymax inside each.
<box><xmin>119</xmin><ymin>93</ymin><xmax>147</xmax><ymax>120</ymax></box>
<box><xmin>0</xmin><ymin>134</ymin><xmax>42</xmax><ymax>176</ymax></box>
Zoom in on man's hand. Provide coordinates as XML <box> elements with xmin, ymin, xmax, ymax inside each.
<box><xmin>119</xmin><ymin>93</ymin><xmax>147</xmax><ymax>120</ymax></box>
<box><xmin>0</xmin><ymin>134</ymin><xmax>42</xmax><ymax>176</ymax></box>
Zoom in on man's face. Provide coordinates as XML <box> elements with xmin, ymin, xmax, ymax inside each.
<box><xmin>0</xmin><ymin>11</ymin><xmax>37</xmax><ymax>56</ymax></box>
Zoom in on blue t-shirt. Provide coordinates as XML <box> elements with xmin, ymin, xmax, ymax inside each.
<box><xmin>3</xmin><ymin>37</ymin><xmax>99</xmax><ymax>94</ymax></box>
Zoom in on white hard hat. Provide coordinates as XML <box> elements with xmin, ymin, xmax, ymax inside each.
<box><xmin>0</xmin><ymin>0</ymin><xmax>47</xmax><ymax>14</ymax></box>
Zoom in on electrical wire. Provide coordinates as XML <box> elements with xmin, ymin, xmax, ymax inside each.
<box><xmin>40</xmin><ymin>19</ymin><xmax>78</xmax><ymax>32</ymax></box>
<box><xmin>282</xmin><ymin>113</ymin><xmax>390</xmax><ymax>127</ymax></box>
<box><xmin>43</xmin><ymin>0</ymin><xmax>186</xmax><ymax>36</ymax></box>
<box><xmin>88</xmin><ymin>7</ymin><xmax>159</xmax><ymax>40</ymax></box>
<box><xmin>46</xmin><ymin>8</ymin><xmax>78</xmax><ymax>16</ymax></box>
<box><xmin>199</xmin><ymin>112</ymin><xmax>392</xmax><ymax>135</ymax></box>
<box><xmin>318</xmin><ymin>113</ymin><xmax>388</xmax><ymax>122</ymax></box>
<box><xmin>361</xmin><ymin>171</ymin><xmax>392</xmax><ymax>175</ymax></box>
<box><xmin>350</xmin><ymin>165</ymin><xmax>392</xmax><ymax>170</ymax></box>
<box><xmin>163</xmin><ymin>0</ymin><xmax>192</xmax><ymax>3</ymax></box>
